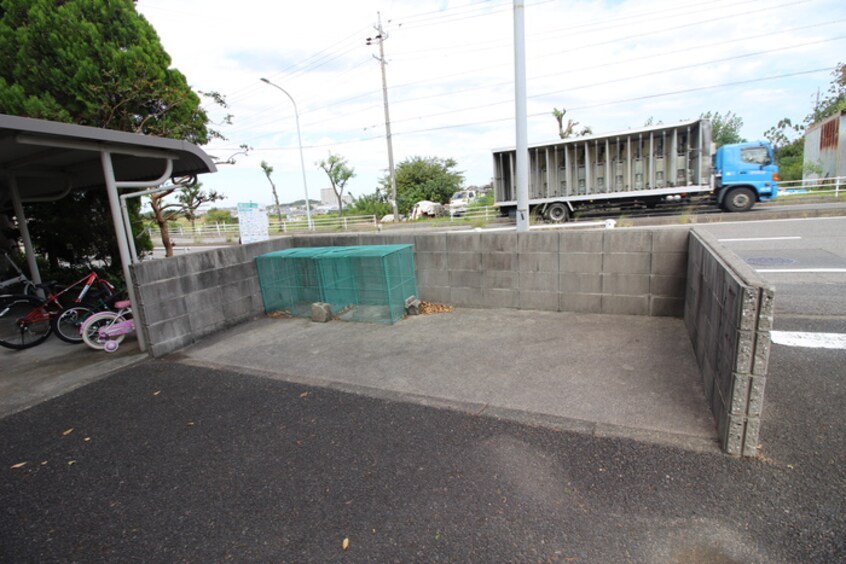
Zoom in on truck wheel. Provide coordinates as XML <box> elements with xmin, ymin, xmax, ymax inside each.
<box><xmin>546</xmin><ymin>203</ymin><xmax>569</xmax><ymax>222</ymax></box>
<box><xmin>723</xmin><ymin>187</ymin><xmax>755</xmax><ymax>212</ymax></box>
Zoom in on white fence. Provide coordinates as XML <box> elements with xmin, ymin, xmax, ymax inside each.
<box><xmin>778</xmin><ymin>176</ymin><xmax>844</xmax><ymax>197</ymax></box>
<box><xmin>145</xmin><ymin>207</ymin><xmax>505</xmax><ymax>242</ymax></box>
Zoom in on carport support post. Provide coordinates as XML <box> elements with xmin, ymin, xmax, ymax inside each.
<box><xmin>8</xmin><ymin>176</ymin><xmax>43</xmax><ymax>290</ymax></box>
<box><xmin>100</xmin><ymin>151</ymin><xmax>147</xmax><ymax>352</ymax></box>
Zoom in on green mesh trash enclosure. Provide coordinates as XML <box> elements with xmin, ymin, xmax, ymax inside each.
<box><xmin>255</xmin><ymin>247</ymin><xmax>333</xmax><ymax>317</ymax></box>
<box><xmin>255</xmin><ymin>245</ymin><xmax>418</xmax><ymax>324</ymax></box>
<box><xmin>316</xmin><ymin>245</ymin><xmax>418</xmax><ymax>324</ymax></box>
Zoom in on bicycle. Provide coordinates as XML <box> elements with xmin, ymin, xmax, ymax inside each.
<box><xmin>80</xmin><ymin>300</ymin><xmax>134</xmax><ymax>353</ymax></box>
<box><xmin>0</xmin><ymin>251</ymin><xmax>36</xmax><ymax>296</ymax></box>
<box><xmin>0</xmin><ymin>271</ymin><xmax>118</xmax><ymax>350</ymax></box>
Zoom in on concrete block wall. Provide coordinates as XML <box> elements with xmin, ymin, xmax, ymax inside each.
<box><xmin>684</xmin><ymin>230</ymin><xmax>774</xmax><ymax>456</ymax></box>
<box><xmin>131</xmin><ymin>238</ymin><xmax>293</xmax><ymax>357</ymax></box>
<box><xmin>413</xmin><ymin>229</ymin><xmax>690</xmax><ymax>317</ymax></box>
<box><xmin>131</xmin><ymin>228</ymin><xmax>690</xmax><ymax>358</ymax></box>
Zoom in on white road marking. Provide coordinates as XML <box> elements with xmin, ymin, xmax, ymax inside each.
<box><xmin>719</xmin><ymin>236</ymin><xmax>802</xmax><ymax>242</ymax></box>
<box><xmin>756</xmin><ymin>268</ymin><xmax>846</xmax><ymax>273</ymax></box>
<box><xmin>771</xmin><ymin>331</ymin><xmax>846</xmax><ymax>349</ymax></box>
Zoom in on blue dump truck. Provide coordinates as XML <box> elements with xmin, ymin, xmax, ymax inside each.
<box><xmin>493</xmin><ymin>118</ymin><xmax>779</xmax><ymax>221</ymax></box>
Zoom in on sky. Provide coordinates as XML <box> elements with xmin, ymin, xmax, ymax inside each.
<box><xmin>135</xmin><ymin>0</ymin><xmax>846</xmax><ymax>209</ymax></box>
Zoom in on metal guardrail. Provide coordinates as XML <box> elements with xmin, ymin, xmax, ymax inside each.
<box><xmin>778</xmin><ymin>176</ymin><xmax>844</xmax><ymax>197</ymax></box>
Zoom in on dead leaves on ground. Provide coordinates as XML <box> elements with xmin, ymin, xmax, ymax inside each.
<box><xmin>419</xmin><ymin>302</ymin><xmax>454</xmax><ymax>315</ymax></box>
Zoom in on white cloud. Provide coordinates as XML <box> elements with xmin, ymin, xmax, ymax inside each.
<box><xmin>135</xmin><ymin>0</ymin><xmax>846</xmax><ymax>207</ymax></box>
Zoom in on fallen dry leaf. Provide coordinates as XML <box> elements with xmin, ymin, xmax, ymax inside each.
<box><xmin>267</xmin><ymin>310</ymin><xmax>292</xmax><ymax>319</ymax></box>
<box><xmin>419</xmin><ymin>302</ymin><xmax>455</xmax><ymax>315</ymax></box>
<box><xmin>84</xmin><ymin>437</ymin><xmax>91</xmax><ymax>442</ymax></box>
<box><xmin>62</xmin><ymin>428</ymin><xmax>74</xmax><ymax>436</ymax></box>
<box><xmin>300</xmin><ymin>392</ymin><xmax>309</xmax><ymax>398</ymax></box>
<box><xmin>68</xmin><ymin>460</ymin><xmax>76</xmax><ymax>466</ymax></box>
<box><xmin>153</xmin><ymin>390</ymin><xmax>161</xmax><ymax>396</ymax></box>
<box><xmin>342</xmin><ymin>538</ymin><xmax>350</xmax><ymax>551</ymax></box>
<box><xmin>10</xmin><ymin>462</ymin><xmax>27</xmax><ymax>469</ymax></box>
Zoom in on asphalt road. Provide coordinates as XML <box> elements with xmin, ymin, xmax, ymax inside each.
<box><xmin>1</xmin><ymin>215</ymin><xmax>843</xmax><ymax>562</ymax></box>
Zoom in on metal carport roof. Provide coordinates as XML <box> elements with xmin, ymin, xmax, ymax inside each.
<box><xmin>0</xmin><ymin>113</ymin><xmax>218</xmax><ymax>351</ymax></box>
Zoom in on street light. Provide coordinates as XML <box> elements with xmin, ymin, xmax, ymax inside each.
<box><xmin>260</xmin><ymin>77</ymin><xmax>313</xmax><ymax>230</ymax></box>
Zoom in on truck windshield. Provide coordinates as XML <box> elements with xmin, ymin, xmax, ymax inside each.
<box><xmin>741</xmin><ymin>147</ymin><xmax>772</xmax><ymax>166</ymax></box>
<box><xmin>451</xmin><ymin>191</ymin><xmax>466</xmax><ymax>201</ymax></box>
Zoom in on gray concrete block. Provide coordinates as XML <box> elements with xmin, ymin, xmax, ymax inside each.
<box><xmin>602</xmin><ymin>295</ymin><xmax>649</xmax><ymax>316</ymax></box>
<box><xmin>222</xmin><ymin>296</ymin><xmax>255</xmax><ymax>321</ymax></box>
<box><xmin>742</xmin><ymin>418</ymin><xmax>761</xmax><ymax>457</ymax></box>
<box><xmin>189</xmin><ymin>306</ymin><xmax>226</xmax><ymax>333</ymax></box>
<box><xmin>483</xmin><ymin>270</ymin><xmax>518</xmax><ymax>290</ymax></box>
<box><xmin>447</xmin><ymin>252</ymin><xmax>481</xmax><ymax>271</ymax></box>
<box><xmin>602</xmin><ymin>273</ymin><xmax>650</xmax><ymax>296</ymax></box>
<box><xmin>519</xmin><ymin>271</ymin><xmax>558</xmax><ymax>293</ymax></box>
<box><xmin>651</xmin><ymin>275</ymin><xmax>686</xmax><ymax>298</ymax></box>
<box><xmin>482</xmin><ymin>233</ymin><xmax>518</xmax><ymax>253</ymax></box>
<box><xmin>728</xmin><ymin>372</ymin><xmax>750</xmax><ymax>416</ymax></box>
<box><xmin>138</xmin><ymin>277</ymin><xmax>184</xmax><ymax>305</ymax></box>
<box><xmin>652</xmin><ymin>228</ymin><xmax>690</xmax><ymax>253</ymax></box>
<box><xmin>747</xmin><ymin>375</ymin><xmax>767</xmax><ymax>417</ymax></box>
<box><xmin>560</xmin><ymin>231</ymin><xmax>603</xmax><ymax>253</ymax></box>
<box><xmin>651</xmin><ymin>252</ymin><xmax>687</xmax><ymax>276</ymax></box>
<box><xmin>417</xmin><ymin>269</ymin><xmax>449</xmax><ymax>287</ymax></box>
<box><xmin>140</xmin><ymin>294</ymin><xmax>188</xmax><ymax>324</ymax></box>
<box><xmin>723</xmin><ymin>413</ymin><xmax>745</xmax><ymax>456</ymax></box>
<box><xmin>757</xmin><ymin>287</ymin><xmax>775</xmax><ymax>332</ymax></box>
<box><xmin>733</xmin><ymin>331</ymin><xmax>756</xmax><ymax>374</ymax></box>
<box><xmin>447</xmin><ymin>232</ymin><xmax>481</xmax><ymax>252</ymax></box>
<box><xmin>518</xmin><ymin>231</ymin><xmax>558</xmax><ymax>253</ymax></box>
<box><xmin>520</xmin><ymin>291</ymin><xmax>559</xmax><ymax>312</ymax></box>
<box><xmin>181</xmin><ymin>270</ymin><xmax>219</xmax><ymax>294</ymax></box>
<box><xmin>560</xmin><ymin>253</ymin><xmax>603</xmax><ymax>274</ymax></box>
<box><xmin>450</xmin><ymin>287</ymin><xmax>487</xmax><ymax>308</ymax></box>
<box><xmin>604</xmin><ymin>230</ymin><xmax>652</xmax><ymax>253</ymax></box>
<box><xmin>449</xmin><ymin>270</ymin><xmax>483</xmax><ymax>289</ymax></box>
<box><xmin>519</xmin><ymin>252</ymin><xmax>558</xmax><ymax>273</ymax></box>
<box><xmin>149</xmin><ymin>334</ymin><xmax>194</xmax><ymax>358</ymax></box>
<box><xmin>753</xmin><ymin>331</ymin><xmax>771</xmax><ymax>376</ymax></box>
<box><xmin>649</xmin><ymin>297</ymin><xmax>684</xmax><ymax>317</ymax></box>
<box><xmin>414</xmin><ymin>234</ymin><xmax>447</xmax><ymax>252</ymax></box>
<box><xmin>184</xmin><ymin>287</ymin><xmax>222</xmax><ymax>313</ymax></box>
<box><xmin>602</xmin><ymin>253</ymin><xmax>651</xmax><ymax>275</ymax></box>
<box><xmin>560</xmin><ymin>292</ymin><xmax>602</xmax><ymax>314</ymax></box>
<box><xmin>415</xmin><ymin>252</ymin><xmax>447</xmax><ymax>271</ymax></box>
<box><xmin>484</xmin><ymin>288</ymin><xmax>519</xmax><ymax>309</ymax></box>
<box><xmin>146</xmin><ymin>314</ymin><xmax>193</xmax><ymax>345</ymax></box>
<box><xmin>739</xmin><ymin>286</ymin><xmax>761</xmax><ymax>332</ymax></box>
<box><xmin>559</xmin><ymin>273</ymin><xmax>602</xmax><ymax>294</ymax></box>
<box><xmin>482</xmin><ymin>252</ymin><xmax>517</xmax><ymax>272</ymax></box>
<box><xmin>217</xmin><ymin>263</ymin><xmax>255</xmax><ymax>285</ymax></box>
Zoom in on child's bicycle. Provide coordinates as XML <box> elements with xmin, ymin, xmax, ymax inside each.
<box><xmin>80</xmin><ymin>300</ymin><xmax>135</xmax><ymax>353</ymax></box>
<box><xmin>0</xmin><ymin>272</ymin><xmax>117</xmax><ymax>350</ymax></box>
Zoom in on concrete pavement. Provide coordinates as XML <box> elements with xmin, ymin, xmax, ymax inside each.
<box><xmin>177</xmin><ymin>307</ymin><xmax>718</xmax><ymax>452</ymax></box>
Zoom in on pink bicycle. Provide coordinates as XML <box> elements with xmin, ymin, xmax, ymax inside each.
<box><xmin>80</xmin><ymin>300</ymin><xmax>134</xmax><ymax>353</ymax></box>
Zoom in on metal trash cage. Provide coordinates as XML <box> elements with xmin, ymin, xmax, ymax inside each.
<box><xmin>255</xmin><ymin>247</ymin><xmax>331</xmax><ymax>317</ymax></box>
<box><xmin>255</xmin><ymin>245</ymin><xmax>418</xmax><ymax>324</ymax></box>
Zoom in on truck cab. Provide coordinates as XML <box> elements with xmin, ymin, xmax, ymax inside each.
<box><xmin>713</xmin><ymin>141</ymin><xmax>779</xmax><ymax>212</ymax></box>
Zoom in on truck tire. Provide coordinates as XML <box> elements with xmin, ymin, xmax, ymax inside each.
<box><xmin>723</xmin><ymin>187</ymin><xmax>755</xmax><ymax>212</ymax></box>
<box><xmin>546</xmin><ymin>203</ymin><xmax>570</xmax><ymax>223</ymax></box>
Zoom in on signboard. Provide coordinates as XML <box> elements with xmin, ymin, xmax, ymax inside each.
<box><xmin>237</xmin><ymin>203</ymin><xmax>269</xmax><ymax>244</ymax></box>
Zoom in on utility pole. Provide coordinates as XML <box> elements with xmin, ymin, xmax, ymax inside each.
<box><xmin>367</xmin><ymin>12</ymin><xmax>399</xmax><ymax>220</ymax></box>
<box><xmin>513</xmin><ymin>0</ymin><xmax>529</xmax><ymax>232</ymax></box>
